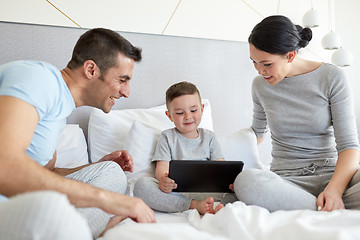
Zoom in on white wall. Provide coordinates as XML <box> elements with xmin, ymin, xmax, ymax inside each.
<box><xmin>334</xmin><ymin>0</ymin><xmax>360</xmax><ymax>140</ymax></box>
<box><xmin>1</xmin><ymin>0</ymin><xmax>359</xmax><ymax>140</ymax></box>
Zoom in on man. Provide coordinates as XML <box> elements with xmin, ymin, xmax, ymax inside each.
<box><xmin>0</xmin><ymin>28</ymin><xmax>155</xmax><ymax>240</ymax></box>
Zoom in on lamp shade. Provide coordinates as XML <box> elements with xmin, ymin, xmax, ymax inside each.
<box><xmin>322</xmin><ymin>32</ymin><xmax>341</xmax><ymax>50</ymax></box>
<box><xmin>302</xmin><ymin>9</ymin><xmax>321</xmax><ymax>28</ymax></box>
<box><xmin>331</xmin><ymin>48</ymin><xmax>353</xmax><ymax>67</ymax></box>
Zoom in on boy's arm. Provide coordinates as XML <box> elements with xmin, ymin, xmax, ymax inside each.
<box><xmin>210</xmin><ymin>132</ymin><xmax>225</xmax><ymax>161</ymax></box>
<box><xmin>0</xmin><ymin>96</ymin><xmax>155</xmax><ymax>223</ymax></box>
<box><xmin>155</xmin><ymin>160</ymin><xmax>177</xmax><ymax>193</ymax></box>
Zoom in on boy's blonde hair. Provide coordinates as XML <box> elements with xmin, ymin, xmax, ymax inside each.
<box><xmin>166</xmin><ymin>81</ymin><xmax>201</xmax><ymax>109</ymax></box>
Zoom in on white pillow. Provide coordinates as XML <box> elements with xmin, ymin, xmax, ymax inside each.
<box><xmin>123</xmin><ymin>121</ymin><xmax>160</xmax><ymax>195</ymax></box>
<box><xmin>218</xmin><ymin>127</ymin><xmax>265</xmax><ymax>170</ymax></box>
<box><xmin>88</xmin><ymin>99</ymin><xmax>213</xmax><ymax>163</ymax></box>
<box><xmin>55</xmin><ymin>124</ymin><xmax>89</xmax><ymax>168</ymax></box>
<box><xmin>124</xmin><ymin>121</ymin><xmax>158</xmax><ymax>180</ymax></box>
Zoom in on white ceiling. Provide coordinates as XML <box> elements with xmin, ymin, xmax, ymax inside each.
<box><xmin>0</xmin><ymin>0</ymin><xmax>357</xmax><ymax>63</ymax></box>
<box><xmin>1</xmin><ymin>0</ymin><xmax>331</xmax><ymax>41</ymax></box>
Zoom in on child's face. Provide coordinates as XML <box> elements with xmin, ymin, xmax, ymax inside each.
<box><xmin>166</xmin><ymin>94</ymin><xmax>204</xmax><ymax>138</ymax></box>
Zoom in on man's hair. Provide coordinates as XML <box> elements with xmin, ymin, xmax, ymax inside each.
<box><xmin>166</xmin><ymin>81</ymin><xmax>201</xmax><ymax>109</ymax></box>
<box><xmin>67</xmin><ymin>28</ymin><xmax>142</xmax><ymax>73</ymax></box>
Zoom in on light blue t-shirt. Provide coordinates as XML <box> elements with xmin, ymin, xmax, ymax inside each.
<box><xmin>0</xmin><ymin>60</ymin><xmax>75</xmax><ymax>166</ymax></box>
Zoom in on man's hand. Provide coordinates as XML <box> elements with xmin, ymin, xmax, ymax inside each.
<box><xmin>159</xmin><ymin>172</ymin><xmax>177</xmax><ymax>193</ymax></box>
<box><xmin>127</xmin><ymin>197</ymin><xmax>157</xmax><ymax>223</ymax></box>
<box><xmin>99</xmin><ymin>150</ymin><xmax>133</xmax><ymax>172</ymax></box>
<box><xmin>98</xmin><ymin>190</ymin><xmax>156</xmax><ymax>224</ymax></box>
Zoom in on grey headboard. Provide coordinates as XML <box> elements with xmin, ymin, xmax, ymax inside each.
<box><xmin>0</xmin><ymin>21</ymin><xmax>271</xmax><ymax>163</ymax></box>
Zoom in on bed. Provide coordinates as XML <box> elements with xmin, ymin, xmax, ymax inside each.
<box><xmin>56</xmin><ymin>105</ymin><xmax>360</xmax><ymax>240</ymax></box>
<box><xmin>1</xmin><ymin>21</ymin><xmax>360</xmax><ymax>240</ymax></box>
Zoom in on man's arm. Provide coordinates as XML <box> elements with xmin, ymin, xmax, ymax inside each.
<box><xmin>0</xmin><ymin>96</ymin><xmax>155</xmax><ymax>222</ymax></box>
<box><xmin>52</xmin><ymin>150</ymin><xmax>134</xmax><ymax>177</ymax></box>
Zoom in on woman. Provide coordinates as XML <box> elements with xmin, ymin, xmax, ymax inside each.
<box><xmin>233</xmin><ymin>15</ymin><xmax>360</xmax><ymax>212</ymax></box>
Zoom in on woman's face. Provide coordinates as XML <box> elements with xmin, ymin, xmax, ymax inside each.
<box><xmin>249</xmin><ymin>44</ymin><xmax>292</xmax><ymax>85</ymax></box>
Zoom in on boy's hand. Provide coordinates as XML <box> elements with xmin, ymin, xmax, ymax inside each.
<box><xmin>159</xmin><ymin>172</ymin><xmax>177</xmax><ymax>193</ymax></box>
<box><xmin>229</xmin><ymin>183</ymin><xmax>235</xmax><ymax>192</ymax></box>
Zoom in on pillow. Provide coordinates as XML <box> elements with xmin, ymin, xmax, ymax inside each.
<box><xmin>123</xmin><ymin>121</ymin><xmax>160</xmax><ymax>195</ymax></box>
<box><xmin>88</xmin><ymin>99</ymin><xmax>213</xmax><ymax>163</ymax></box>
<box><xmin>55</xmin><ymin>124</ymin><xmax>89</xmax><ymax>168</ymax></box>
<box><xmin>218</xmin><ymin>127</ymin><xmax>266</xmax><ymax>170</ymax></box>
<box><xmin>124</xmin><ymin>121</ymin><xmax>158</xmax><ymax>180</ymax></box>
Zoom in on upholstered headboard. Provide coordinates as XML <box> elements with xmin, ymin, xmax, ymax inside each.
<box><xmin>0</xmin><ymin>21</ymin><xmax>271</xmax><ymax>164</ymax></box>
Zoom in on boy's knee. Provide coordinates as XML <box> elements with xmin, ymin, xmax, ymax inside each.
<box><xmin>133</xmin><ymin>177</ymin><xmax>157</xmax><ymax>198</ymax></box>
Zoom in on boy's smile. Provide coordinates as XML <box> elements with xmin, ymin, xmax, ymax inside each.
<box><xmin>166</xmin><ymin>93</ymin><xmax>204</xmax><ymax>139</ymax></box>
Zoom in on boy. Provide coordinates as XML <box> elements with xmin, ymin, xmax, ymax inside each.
<box><xmin>134</xmin><ymin>81</ymin><xmax>224</xmax><ymax>214</ymax></box>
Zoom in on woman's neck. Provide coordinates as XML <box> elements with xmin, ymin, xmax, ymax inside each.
<box><xmin>287</xmin><ymin>57</ymin><xmax>322</xmax><ymax>78</ymax></box>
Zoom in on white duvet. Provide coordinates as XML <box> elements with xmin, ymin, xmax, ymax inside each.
<box><xmin>100</xmin><ymin>201</ymin><xmax>360</xmax><ymax>240</ymax></box>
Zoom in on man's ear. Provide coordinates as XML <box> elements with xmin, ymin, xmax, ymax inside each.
<box><xmin>83</xmin><ymin>60</ymin><xmax>98</xmax><ymax>79</ymax></box>
<box><xmin>165</xmin><ymin>111</ymin><xmax>173</xmax><ymax>122</ymax></box>
<box><xmin>201</xmin><ymin>103</ymin><xmax>204</xmax><ymax>112</ymax></box>
<box><xmin>286</xmin><ymin>51</ymin><xmax>296</xmax><ymax>63</ymax></box>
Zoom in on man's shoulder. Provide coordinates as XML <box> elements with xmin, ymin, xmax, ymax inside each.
<box><xmin>0</xmin><ymin>60</ymin><xmax>61</xmax><ymax>88</ymax></box>
<box><xmin>1</xmin><ymin>60</ymin><xmax>57</xmax><ymax>73</ymax></box>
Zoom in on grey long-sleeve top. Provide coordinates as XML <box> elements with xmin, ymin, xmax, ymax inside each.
<box><xmin>251</xmin><ymin>63</ymin><xmax>359</xmax><ymax>171</ymax></box>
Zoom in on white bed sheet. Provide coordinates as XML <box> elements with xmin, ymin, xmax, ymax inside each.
<box><xmin>100</xmin><ymin>201</ymin><xmax>360</xmax><ymax>240</ymax></box>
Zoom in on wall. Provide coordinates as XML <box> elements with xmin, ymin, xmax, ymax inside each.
<box><xmin>1</xmin><ymin>0</ymin><xmax>359</xmax><ymax>152</ymax></box>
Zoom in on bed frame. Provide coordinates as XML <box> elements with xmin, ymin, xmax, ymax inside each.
<box><xmin>0</xmin><ymin>21</ymin><xmax>271</xmax><ymax>164</ymax></box>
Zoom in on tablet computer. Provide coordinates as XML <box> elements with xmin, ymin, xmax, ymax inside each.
<box><xmin>168</xmin><ymin>160</ymin><xmax>244</xmax><ymax>192</ymax></box>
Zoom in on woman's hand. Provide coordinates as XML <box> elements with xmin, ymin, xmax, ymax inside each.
<box><xmin>317</xmin><ymin>188</ymin><xmax>345</xmax><ymax>211</ymax></box>
<box><xmin>316</xmin><ymin>149</ymin><xmax>359</xmax><ymax>211</ymax></box>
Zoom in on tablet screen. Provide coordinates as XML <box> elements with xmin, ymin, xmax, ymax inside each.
<box><xmin>169</xmin><ymin>160</ymin><xmax>244</xmax><ymax>192</ymax></box>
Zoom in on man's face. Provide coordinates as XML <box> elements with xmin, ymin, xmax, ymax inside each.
<box><xmin>91</xmin><ymin>53</ymin><xmax>135</xmax><ymax>113</ymax></box>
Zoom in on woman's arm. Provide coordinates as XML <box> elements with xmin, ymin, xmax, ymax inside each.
<box><xmin>317</xmin><ymin>148</ymin><xmax>360</xmax><ymax>211</ymax></box>
<box><xmin>317</xmin><ymin>67</ymin><xmax>360</xmax><ymax>211</ymax></box>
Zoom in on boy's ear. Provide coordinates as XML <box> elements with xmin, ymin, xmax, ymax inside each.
<box><xmin>165</xmin><ymin>111</ymin><xmax>173</xmax><ymax>122</ymax></box>
<box><xmin>201</xmin><ymin>104</ymin><xmax>204</xmax><ymax>112</ymax></box>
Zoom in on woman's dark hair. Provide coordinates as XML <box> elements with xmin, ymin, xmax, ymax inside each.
<box><xmin>67</xmin><ymin>28</ymin><xmax>142</xmax><ymax>73</ymax></box>
<box><xmin>248</xmin><ymin>15</ymin><xmax>312</xmax><ymax>55</ymax></box>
